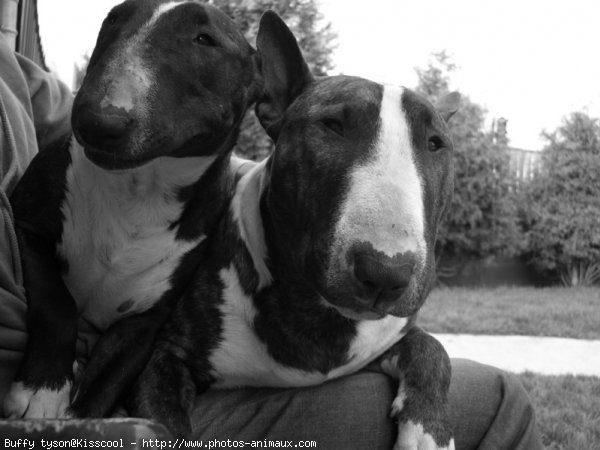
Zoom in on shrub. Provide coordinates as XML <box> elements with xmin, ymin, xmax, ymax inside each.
<box><xmin>522</xmin><ymin>112</ymin><xmax>600</xmax><ymax>285</ymax></box>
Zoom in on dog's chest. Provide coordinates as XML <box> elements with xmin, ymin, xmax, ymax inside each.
<box><xmin>58</xmin><ymin>150</ymin><xmax>204</xmax><ymax>330</ymax></box>
<box><xmin>209</xmin><ymin>266</ymin><xmax>408</xmax><ymax>388</ymax></box>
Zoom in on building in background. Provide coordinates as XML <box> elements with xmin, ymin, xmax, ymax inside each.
<box><xmin>492</xmin><ymin>117</ymin><xmax>541</xmax><ymax>182</ymax></box>
<box><xmin>0</xmin><ymin>0</ymin><xmax>46</xmax><ymax>68</ymax></box>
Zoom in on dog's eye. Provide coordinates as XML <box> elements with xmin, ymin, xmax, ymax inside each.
<box><xmin>194</xmin><ymin>34</ymin><xmax>216</xmax><ymax>47</ymax></box>
<box><xmin>428</xmin><ymin>136</ymin><xmax>445</xmax><ymax>152</ymax></box>
<box><xmin>321</xmin><ymin>118</ymin><xmax>344</xmax><ymax>136</ymax></box>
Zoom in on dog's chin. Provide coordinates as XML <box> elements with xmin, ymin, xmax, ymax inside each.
<box><xmin>83</xmin><ymin>146</ymin><xmax>152</xmax><ymax>171</ymax></box>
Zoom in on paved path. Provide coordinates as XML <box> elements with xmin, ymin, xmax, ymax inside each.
<box><xmin>433</xmin><ymin>334</ymin><xmax>600</xmax><ymax>376</ymax></box>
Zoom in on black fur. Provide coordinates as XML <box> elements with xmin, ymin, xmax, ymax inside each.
<box><xmin>10</xmin><ymin>135</ymin><xmax>75</xmax><ymax>390</ymax></box>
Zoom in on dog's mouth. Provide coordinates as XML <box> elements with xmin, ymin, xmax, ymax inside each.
<box><xmin>316</xmin><ymin>288</ymin><xmax>389</xmax><ymax>321</ymax></box>
<box><xmin>315</xmin><ymin>278</ymin><xmax>425</xmax><ymax>321</ymax></box>
<box><xmin>329</xmin><ymin>303</ymin><xmax>387</xmax><ymax>321</ymax></box>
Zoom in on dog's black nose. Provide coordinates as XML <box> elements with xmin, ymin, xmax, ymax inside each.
<box><xmin>352</xmin><ymin>247</ymin><xmax>415</xmax><ymax>313</ymax></box>
<box><xmin>73</xmin><ymin>104</ymin><xmax>133</xmax><ymax>151</ymax></box>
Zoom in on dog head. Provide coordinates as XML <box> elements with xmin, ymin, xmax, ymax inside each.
<box><xmin>72</xmin><ymin>0</ymin><xmax>259</xmax><ymax>170</ymax></box>
<box><xmin>256</xmin><ymin>12</ymin><xmax>459</xmax><ymax>320</ymax></box>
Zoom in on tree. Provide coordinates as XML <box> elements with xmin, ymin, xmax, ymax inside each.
<box><xmin>415</xmin><ymin>52</ymin><xmax>520</xmax><ymax>275</ymax></box>
<box><xmin>209</xmin><ymin>0</ymin><xmax>336</xmax><ymax>160</ymax></box>
<box><xmin>522</xmin><ymin>112</ymin><xmax>600</xmax><ymax>286</ymax></box>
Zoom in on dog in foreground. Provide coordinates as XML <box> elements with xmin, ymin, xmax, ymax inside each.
<box><xmin>119</xmin><ymin>12</ymin><xmax>461</xmax><ymax>450</ymax></box>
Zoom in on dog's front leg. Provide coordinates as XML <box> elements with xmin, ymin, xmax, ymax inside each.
<box><xmin>126</xmin><ymin>344</ymin><xmax>202</xmax><ymax>439</ymax></box>
<box><xmin>3</xmin><ymin>227</ymin><xmax>77</xmax><ymax>418</ymax></box>
<box><xmin>68</xmin><ymin>305</ymin><xmax>170</xmax><ymax>418</ymax></box>
<box><xmin>368</xmin><ymin>326</ymin><xmax>454</xmax><ymax>450</ymax></box>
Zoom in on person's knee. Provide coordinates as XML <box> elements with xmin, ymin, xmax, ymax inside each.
<box><xmin>448</xmin><ymin>359</ymin><xmax>542</xmax><ymax>450</ymax></box>
<box><xmin>498</xmin><ymin>371</ymin><xmax>535</xmax><ymax>419</ymax></box>
<box><xmin>495</xmin><ymin>371</ymin><xmax>540</xmax><ymax>449</ymax></box>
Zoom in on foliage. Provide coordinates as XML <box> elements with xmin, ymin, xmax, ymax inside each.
<box><xmin>519</xmin><ymin>372</ymin><xmax>600</xmax><ymax>450</ymax></box>
<box><xmin>73</xmin><ymin>53</ymin><xmax>90</xmax><ymax>91</ymax></box>
<box><xmin>415</xmin><ymin>52</ymin><xmax>520</xmax><ymax>269</ymax></box>
<box><xmin>209</xmin><ymin>0</ymin><xmax>337</xmax><ymax>160</ymax></box>
<box><xmin>522</xmin><ymin>112</ymin><xmax>600</xmax><ymax>285</ymax></box>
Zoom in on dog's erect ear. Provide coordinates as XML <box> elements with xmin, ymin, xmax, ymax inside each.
<box><xmin>255</xmin><ymin>11</ymin><xmax>314</xmax><ymax>139</ymax></box>
<box><xmin>436</xmin><ymin>92</ymin><xmax>461</xmax><ymax>122</ymax></box>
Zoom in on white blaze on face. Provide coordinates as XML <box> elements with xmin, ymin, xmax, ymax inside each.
<box><xmin>329</xmin><ymin>84</ymin><xmax>426</xmax><ymax>273</ymax></box>
<box><xmin>99</xmin><ymin>1</ymin><xmax>189</xmax><ymax>115</ymax></box>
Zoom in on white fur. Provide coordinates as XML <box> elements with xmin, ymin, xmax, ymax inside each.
<box><xmin>395</xmin><ymin>421</ymin><xmax>454</xmax><ymax>450</ymax></box>
<box><xmin>230</xmin><ymin>158</ymin><xmax>273</xmax><ymax>290</ymax></box>
<box><xmin>210</xmin><ymin>265</ymin><xmax>407</xmax><ymax>388</ymax></box>
<box><xmin>3</xmin><ymin>381</ymin><xmax>71</xmax><ymax>419</ymax></box>
<box><xmin>339</xmin><ymin>315</ymin><xmax>408</xmax><ymax>376</ymax></box>
<box><xmin>58</xmin><ymin>141</ymin><xmax>211</xmax><ymax>330</ymax></box>
<box><xmin>230</xmin><ymin>154</ymin><xmax>257</xmax><ymax>178</ymax></box>
<box><xmin>327</xmin><ymin>84</ymin><xmax>426</xmax><ymax>284</ymax></box>
<box><xmin>390</xmin><ymin>372</ymin><xmax>406</xmax><ymax>417</ymax></box>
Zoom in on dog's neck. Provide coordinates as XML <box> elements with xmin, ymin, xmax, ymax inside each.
<box><xmin>230</xmin><ymin>157</ymin><xmax>273</xmax><ymax>290</ymax></box>
<box><xmin>72</xmin><ymin>140</ymin><xmax>237</xmax><ymax>241</ymax></box>
<box><xmin>231</xmin><ymin>156</ymin><xmax>317</xmax><ymax>297</ymax></box>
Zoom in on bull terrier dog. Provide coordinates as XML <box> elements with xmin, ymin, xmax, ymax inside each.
<box><xmin>125</xmin><ymin>12</ymin><xmax>460</xmax><ymax>449</ymax></box>
<box><xmin>3</xmin><ymin>0</ymin><xmax>260</xmax><ymax>419</ymax></box>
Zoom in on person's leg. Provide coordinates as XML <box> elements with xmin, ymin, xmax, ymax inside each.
<box><xmin>192</xmin><ymin>372</ymin><xmax>395</xmax><ymax>449</ymax></box>
<box><xmin>191</xmin><ymin>359</ymin><xmax>542</xmax><ymax>450</ymax></box>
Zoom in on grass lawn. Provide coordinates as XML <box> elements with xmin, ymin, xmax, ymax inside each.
<box><xmin>418</xmin><ymin>286</ymin><xmax>600</xmax><ymax>448</ymax></box>
<box><xmin>519</xmin><ymin>372</ymin><xmax>600</xmax><ymax>450</ymax></box>
<box><xmin>419</xmin><ymin>286</ymin><xmax>600</xmax><ymax>339</ymax></box>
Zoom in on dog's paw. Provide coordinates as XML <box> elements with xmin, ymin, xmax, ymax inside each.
<box><xmin>394</xmin><ymin>421</ymin><xmax>455</xmax><ymax>450</ymax></box>
<box><xmin>3</xmin><ymin>381</ymin><xmax>72</xmax><ymax>419</ymax></box>
<box><xmin>389</xmin><ymin>382</ymin><xmax>408</xmax><ymax>417</ymax></box>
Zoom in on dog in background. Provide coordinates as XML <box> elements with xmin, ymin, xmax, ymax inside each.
<box><xmin>4</xmin><ymin>0</ymin><xmax>260</xmax><ymax>419</ymax></box>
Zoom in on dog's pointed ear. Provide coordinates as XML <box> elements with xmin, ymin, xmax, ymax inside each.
<box><xmin>255</xmin><ymin>11</ymin><xmax>314</xmax><ymax>139</ymax></box>
<box><xmin>436</xmin><ymin>92</ymin><xmax>461</xmax><ymax>122</ymax></box>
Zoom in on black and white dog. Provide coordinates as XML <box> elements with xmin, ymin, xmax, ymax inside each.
<box><xmin>125</xmin><ymin>12</ymin><xmax>460</xmax><ymax>450</ymax></box>
<box><xmin>4</xmin><ymin>0</ymin><xmax>260</xmax><ymax>419</ymax></box>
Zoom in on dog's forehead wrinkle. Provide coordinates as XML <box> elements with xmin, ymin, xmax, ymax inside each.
<box><xmin>310</xmin><ymin>76</ymin><xmax>381</xmax><ymax>106</ymax></box>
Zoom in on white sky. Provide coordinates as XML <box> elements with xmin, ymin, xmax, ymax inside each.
<box><xmin>38</xmin><ymin>0</ymin><xmax>600</xmax><ymax>150</ymax></box>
